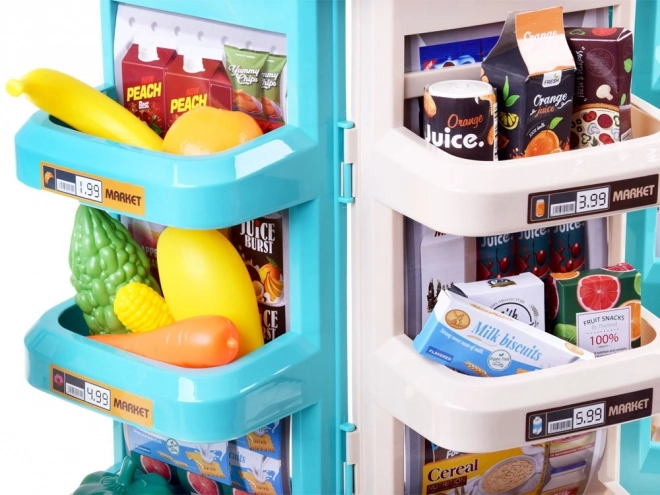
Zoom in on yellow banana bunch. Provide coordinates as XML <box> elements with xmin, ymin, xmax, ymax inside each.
<box><xmin>6</xmin><ymin>68</ymin><xmax>163</xmax><ymax>151</ymax></box>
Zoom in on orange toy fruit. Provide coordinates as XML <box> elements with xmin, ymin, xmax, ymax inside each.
<box><xmin>161</xmin><ymin>106</ymin><xmax>263</xmax><ymax>155</ymax></box>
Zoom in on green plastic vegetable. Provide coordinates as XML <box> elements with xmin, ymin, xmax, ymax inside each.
<box><xmin>69</xmin><ymin>205</ymin><xmax>161</xmax><ymax>335</ymax></box>
<box><xmin>72</xmin><ymin>456</ymin><xmax>172</xmax><ymax>494</ymax></box>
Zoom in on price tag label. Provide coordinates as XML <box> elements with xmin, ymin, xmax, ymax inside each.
<box><xmin>528</xmin><ymin>175</ymin><xmax>658</xmax><ymax>223</ymax></box>
<box><xmin>526</xmin><ymin>388</ymin><xmax>652</xmax><ymax>441</ymax></box>
<box><xmin>51</xmin><ymin>365</ymin><xmax>153</xmax><ymax>427</ymax></box>
<box><xmin>576</xmin><ymin>307</ymin><xmax>631</xmax><ymax>357</ymax></box>
<box><xmin>41</xmin><ymin>162</ymin><xmax>145</xmax><ymax>216</ymax></box>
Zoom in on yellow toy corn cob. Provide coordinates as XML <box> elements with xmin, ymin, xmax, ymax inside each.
<box><xmin>114</xmin><ymin>282</ymin><xmax>174</xmax><ymax>333</ymax></box>
<box><xmin>6</xmin><ymin>68</ymin><xmax>163</xmax><ymax>151</ymax></box>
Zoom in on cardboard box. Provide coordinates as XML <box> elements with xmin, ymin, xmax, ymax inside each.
<box><xmin>481</xmin><ymin>6</ymin><xmax>576</xmax><ymax>159</ymax></box>
<box><xmin>451</xmin><ymin>272</ymin><xmax>545</xmax><ymax>330</ymax></box>
<box><xmin>413</xmin><ymin>290</ymin><xmax>594</xmax><ymax>377</ymax></box>
<box><xmin>565</xmin><ymin>27</ymin><xmax>633</xmax><ymax>148</ymax></box>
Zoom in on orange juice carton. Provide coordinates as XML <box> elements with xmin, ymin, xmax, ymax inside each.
<box><xmin>451</xmin><ymin>272</ymin><xmax>545</xmax><ymax>330</ymax></box>
<box><xmin>413</xmin><ymin>289</ymin><xmax>594</xmax><ymax>377</ymax></box>
<box><xmin>564</xmin><ymin>27</ymin><xmax>633</xmax><ymax>148</ymax></box>
<box><xmin>165</xmin><ymin>53</ymin><xmax>232</xmax><ymax>130</ymax></box>
<box><xmin>481</xmin><ymin>6</ymin><xmax>576</xmax><ymax>159</ymax></box>
<box><xmin>546</xmin><ymin>262</ymin><xmax>642</xmax><ymax>357</ymax></box>
<box><xmin>121</xmin><ymin>43</ymin><xmax>177</xmax><ymax>137</ymax></box>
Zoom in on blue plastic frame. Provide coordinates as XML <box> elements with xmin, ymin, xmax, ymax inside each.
<box><xmin>16</xmin><ymin>1</ymin><xmax>348</xmax><ymax>493</ymax></box>
<box><xmin>621</xmin><ymin>0</ymin><xmax>660</xmax><ymax>491</ymax></box>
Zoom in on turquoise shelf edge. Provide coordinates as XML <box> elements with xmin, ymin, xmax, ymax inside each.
<box><xmin>14</xmin><ymin>112</ymin><xmax>321</xmax><ymax>229</ymax></box>
<box><xmin>621</xmin><ymin>0</ymin><xmax>660</xmax><ymax>490</ymax></box>
<box><xmin>25</xmin><ymin>299</ymin><xmax>322</xmax><ymax>443</ymax></box>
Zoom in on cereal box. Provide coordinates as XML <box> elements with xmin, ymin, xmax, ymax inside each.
<box><xmin>413</xmin><ymin>290</ymin><xmax>594</xmax><ymax>377</ymax></box>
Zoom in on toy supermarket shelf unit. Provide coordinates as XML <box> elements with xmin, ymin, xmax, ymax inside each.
<box><xmin>12</xmin><ymin>1</ymin><xmax>348</xmax><ymax>494</ymax></box>
<box><xmin>350</xmin><ymin>0</ymin><xmax>660</xmax><ymax>493</ymax></box>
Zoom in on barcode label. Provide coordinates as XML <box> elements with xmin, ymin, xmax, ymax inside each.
<box><xmin>65</xmin><ymin>382</ymin><xmax>85</xmax><ymax>400</ymax></box>
<box><xmin>56</xmin><ymin>179</ymin><xmax>76</xmax><ymax>194</ymax></box>
<box><xmin>550</xmin><ymin>202</ymin><xmax>576</xmax><ymax>217</ymax></box>
<box><xmin>547</xmin><ymin>418</ymin><xmax>573</xmax><ymax>434</ymax></box>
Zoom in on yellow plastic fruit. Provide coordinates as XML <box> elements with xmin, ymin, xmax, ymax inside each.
<box><xmin>113</xmin><ymin>282</ymin><xmax>174</xmax><ymax>333</ymax></box>
<box><xmin>161</xmin><ymin>106</ymin><xmax>263</xmax><ymax>155</ymax></box>
<box><xmin>6</xmin><ymin>68</ymin><xmax>163</xmax><ymax>151</ymax></box>
<box><xmin>156</xmin><ymin>228</ymin><xmax>264</xmax><ymax>357</ymax></box>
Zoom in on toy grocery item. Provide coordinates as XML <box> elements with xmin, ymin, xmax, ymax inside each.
<box><xmin>413</xmin><ymin>289</ymin><xmax>595</xmax><ymax>377</ymax></box>
<box><xmin>481</xmin><ymin>6</ymin><xmax>576</xmax><ymax>159</ymax></box>
<box><xmin>547</xmin><ymin>262</ymin><xmax>642</xmax><ymax>356</ymax></box>
<box><xmin>161</xmin><ymin>106</ymin><xmax>263</xmax><ymax>155</ymax></box>
<box><xmin>224</xmin><ymin>44</ymin><xmax>269</xmax><ymax>117</ymax></box>
<box><xmin>157</xmin><ymin>227</ymin><xmax>264</xmax><ymax>357</ymax></box>
<box><xmin>72</xmin><ymin>456</ymin><xmax>172</xmax><ymax>494</ymax></box>
<box><xmin>69</xmin><ymin>205</ymin><xmax>162</xmax><ymax>335</ymax></box>
<box><xmin>421</xmin><ymin>79</ymin><xmax>497</xmax><ymax>161</ymax></box>
<box><xmin>113</xmin><ymin>282</ymin><xmax>174</xmax><ymax>333</ymax></box>
<box><xmin>259</xmin><ymin>53</ymin><xmax>287</xmax><ymax>132</ymax></box>
<box><xmin>88</xmin><ymin>314</ymin><xmax>240</xmax><ymax>368</ymax></box>
<box><xmin>121</xmin><ymin>43</ymin><xmax>177</xmax><ymax>137</ymax></box>
<box><xmin>6</xmin><ymin>68</ymin><xmax>163</xmax><ymax>151</ymax></box>
<box><xmin>565</xmin><ymin>27</ymin><xmax>634</xmax><ymax>148</ymax></box>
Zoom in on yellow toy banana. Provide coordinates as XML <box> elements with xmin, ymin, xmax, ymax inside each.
<box><xmin>6</xmin><ymin>68</ymin><xmax>163</xmax><ymax>151</ymax></box>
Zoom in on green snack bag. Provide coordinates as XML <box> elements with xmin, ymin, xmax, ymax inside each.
<box><xmin>224</xmin><ymin>44</ymin><xmax>268</xmax><ymax>117</ymax></box>
<box><xmin>261</xmin><ymin>54</ymin><xmax>287</xmax><ymax>125</ymax></box>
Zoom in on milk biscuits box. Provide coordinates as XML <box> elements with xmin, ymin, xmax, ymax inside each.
<box><xmin>451</xmin><ymin>272</ymin><xmax>545</xmax><ymax>331</ymax></box>
<box><xmin>413</xmin><ymin>290</ymin><xmax>594</xmax><ymax>377</ymax></box>
<box><xmin>481</xmin><ymin>6</ymin><xmax>576</xmax><ymax>159</ymax></box>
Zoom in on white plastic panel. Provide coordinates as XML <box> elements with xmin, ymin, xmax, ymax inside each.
<box><xmin>350</xmin><ymin>0</ymin><xmax>643</xmax><ymax>493</ymax></box>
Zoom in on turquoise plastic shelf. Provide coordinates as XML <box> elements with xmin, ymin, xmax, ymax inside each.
<box><xmin>14</xmin><ymin>109</ymin><xmax>320</xmax><ymax>230</ymax></box>
<box><xmin>25</xmin><ymin>300</ymin><xmax>322</xmax><ymax>442</ymax></box>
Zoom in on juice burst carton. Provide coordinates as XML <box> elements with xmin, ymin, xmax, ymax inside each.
<box><xmin>165</xmin><ymin>54</ymin><xmax>232</xmax><ymax>130</ymax></box>
<box><xmin>413</xmin><ymin>290</ymin><xmax>594</xmax><ymax>377</ymax></box>
<box><xmin>515</xmin><ymin>228</ymin><xmax>552</xmax><ymax>279</ymax></box>
<box><xmin>565</xmin><ymin>27</ymin><xmax>633</xmax><ymax>148</ymax></box>
<box><xmin>546</xmin><ymin>262</ymin><xmax>642</xmax><ymax>357</ymax></box>
<box><xmin>451</xmin><ymin>272</ymin><xmax>545</xmax><ymax>330</ymax></box>
<box><xmin>122</xmin><ymin>44</ymin><xmax>177</xmax><ymax>137</ymax></box>
<box><xmin>476</xmin><ymin>233</ymin><xmax>515</xmax><ymax>280</ymax></box>
<box><xmin>481</xmin><ymin>6</ymin><xmax>576</xmax><ymax>159</ymax></box>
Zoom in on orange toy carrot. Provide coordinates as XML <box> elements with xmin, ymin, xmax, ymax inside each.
<box><xmin>88</xmin><ymin>315</ymin><xmax>240</xmax><ymax>368</ymax></box>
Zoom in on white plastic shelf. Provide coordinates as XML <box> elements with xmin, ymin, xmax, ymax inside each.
<box><xmin>371</xmin><ymin>308</ymin><xmax>658</xmax><ymax>454</ymax></box>
<box><xmin>371</xmin><ymin>96</ymin><xmax>660</xmax><ymax>237</ymax></box>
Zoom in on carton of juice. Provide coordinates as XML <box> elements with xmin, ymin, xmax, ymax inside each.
<box><xmin>514</xmin><ymin>228</ymin><xmax>552</xmax><ymax>279</ymax></box>
<box><xmin>165</xmin><ymin>54</ymin><xmax>232</xmax><ymax>130</ymax></box>
<box><xmin>121</xmin><ymin>43</ymin><xmax>177</xmax><ymax>137</ymax></box>
<box><xmin>481</xmin><ymin>6</ymin><xmax>576</xmax><ymax>159</ymax></box>
<box><xmin>546</xmin><ymin>262</ymin><xmax>642</xmax><ymax>357</ymax></box>
<box><xmin>476</xmin><ymin>234</ymin><xmax>515</xmax><ymax>280</ymax></box>
<box><xmin>564</xmin><ymin>27</ymin><xmax>634</xmax><ymax>148</ymax></box>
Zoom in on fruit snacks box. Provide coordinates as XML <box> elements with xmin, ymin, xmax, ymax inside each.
<box><xmin>413</xmin><ymin>290</ymin><xmax>594</xmax><ymax>377</ymax></box>
<box><xmin>481</xmin><ymin>6</ymin><xmax>576</xmax><ymax>159</ymax></box>
<box><xmin>565</xmin><ymin>27</ymin><xmax>633</xmax><ymax>148</ymax></box>
<box><xmin>124</xmin><ymin>425</ymin><xmax>232</xmax><ymax>486</ymax></box>
<box><xmin>451</xmin><ymin>272</ymin><xmax>545</xmax><ymax>331</ymax></box>
<box><xmin>546</xmin><ymin>262</ymin><xmax>642</xmax><ymax>357</ymax></box>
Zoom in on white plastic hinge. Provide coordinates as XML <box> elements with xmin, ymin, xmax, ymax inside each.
<box><xmin>339</xmin><ymin>121</ymin><xmax>356</xmax><ymax>204</ymax></box>
<box><xmin>340</xmin><ymin>422</ymin><xmax>358</xmax><ymax>494</ymax></box>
